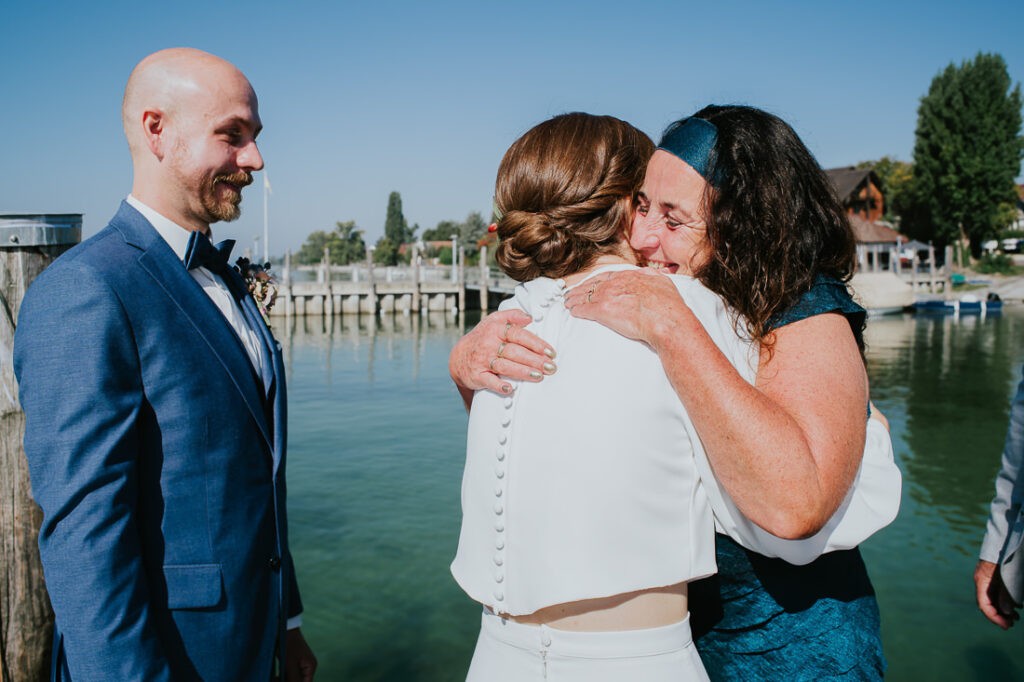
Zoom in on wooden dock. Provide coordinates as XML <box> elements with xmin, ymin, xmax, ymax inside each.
<box><xmin>278</xmin><ymin>260</ymin><xmax>952</xmax><ymax>318</ymax></box>
<box><xmin>273</xmin><ymin>263</ymin><xmax>517</xmax><ymax>317</ymax></box>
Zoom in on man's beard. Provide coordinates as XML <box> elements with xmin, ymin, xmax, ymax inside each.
<box><xmin>168</xmin><ymin>138</ymin><xmax>252</xmax><ymax>225</ymax></box>
<box><xmin>202</xmin><ymin>172</ymin><xmax>252</xmax><ymax>223</ymax></box>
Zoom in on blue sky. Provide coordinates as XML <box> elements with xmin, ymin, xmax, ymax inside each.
<box><xmin>2</xmin><ymin>0</ymin><xmax>1022</xmax><ymax>257</ymax></box>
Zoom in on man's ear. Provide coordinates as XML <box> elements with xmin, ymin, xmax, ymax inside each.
<box><xmin>141</xmin><ymin>110</ymin><xmax>166</xmax><ymax>161</ymax></box>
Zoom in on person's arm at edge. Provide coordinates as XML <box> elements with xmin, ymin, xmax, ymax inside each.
<box><xmin>974</xmin><ymin>560</ymin><xmax>1019</xmax><ymax>629</ymax></box>
<box><xmin>976</xmin><ymin>365</ymin><xmax>1024</xmax><ymax>628</ymax></box>
<box><xmin>284</xmin><ymin>627</ymin><xmax>317</xmax><ymax>681</ymax></box>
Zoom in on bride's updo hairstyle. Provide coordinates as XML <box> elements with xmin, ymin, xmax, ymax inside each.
<box><xmin>494</xmin><ymin>113</ymin><xmax>653</xmax><ymax>281</ymax></box>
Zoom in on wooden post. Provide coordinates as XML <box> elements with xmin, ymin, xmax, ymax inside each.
<box><xmin>283</xmin><ymin>250</ymin><xmax>293</xmax><ymax>319</ymax></box>
<box><xmin>322</xmin><ymin>247</ymin><xmax>332</xmax><ymax>320</ymax></box>
<box><xmin>479</xmin><ymin>245</ymin><xmax>489</xmax><ymax>312</ymax></box>
<box><xmin>457</xmin><ymin>249</ymin><xmax>466</xmax><ymax>314</ymax></box>
<box><xmin>928</xmin><ymin>244</ymin><xmax>937</xmax><ymax>293</ymax></box>
<box><xmin>1</xmin><ymin>213</ymin><xmax>81</xmax><ymax>681</ymax></box>
<box><xmin>411</xmin><ymin>245</ymin><xmax>421</xmax><ymax>313</ymax></box>
<box><xmin>367</xmin><ymin>248</ymin><xmax>378</xmax><ymax>315</ymax></box>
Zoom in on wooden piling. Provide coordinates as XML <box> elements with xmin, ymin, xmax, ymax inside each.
<box><xmin>366</xmin><ymin>250</ymin><xmax>378</xmax><ymax>315</ymax></box>
<box><xmin>283</xmin><ymin>250</ymin><xmax>293</xmax><ymax>319</ymax></box>
<box><xmin>411</xmin><ymin>246</ymin><xmax>421</xmax><ymax>313</ymax></box>
<box><xmin>457</xmin><ymin>257</ymin><xmax>466</xmax><ymax>313</ymax></box>
<box><xmin>1</xmin><ymin>213</ymin><xmax>81</xmax><ymax>681</ymax></box>
<box><xmin>479</xmin><ymin>246</ymin><xmax>489</xmax><ymax>312</ymax></box>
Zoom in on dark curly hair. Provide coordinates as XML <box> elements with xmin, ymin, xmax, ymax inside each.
<box><xmin>669</xmin><ymin>105</ymin><xmax>860</xmax><ymax>350</ymax></box>
<box><xmin>495</xmin><ymin>113</ymin><xmax>654</xmax><ymax>281</ymax></box>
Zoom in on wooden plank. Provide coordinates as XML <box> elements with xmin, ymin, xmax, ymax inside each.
<box><xmin>1</xmin><ymin>244</ymin><xmax>71</xmax><ymax>681</ymax></box>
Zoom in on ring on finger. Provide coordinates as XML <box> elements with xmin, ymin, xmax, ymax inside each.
<box><xmin>502</xmin><ymin>321</ymin><xmax>512</xmax><ymax>341</ymax></box>
<box><xmin>497</xmin><ymin>342</ymin><xmax>507</xmax><ymax>359</ymax></box>
<box><xmin>587</xmin><ymin>289</ymin><xmax>594</xmax><ymax>303</ymax></box>
<box><xmin>489</xmin><ymin>357</ymin><xmax>499</xmax><ymax>371</ymax></box>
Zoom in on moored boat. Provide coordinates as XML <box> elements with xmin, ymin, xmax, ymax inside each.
<box><xmin>910</xmin><ymin>293</ymin><xmax>1003</xmax><ymax>314</ymax></box>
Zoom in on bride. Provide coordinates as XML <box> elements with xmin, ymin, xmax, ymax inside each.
<box><xmin>450</xmin><ymin>112</ymin><xmax>757</xmax><ymax>681</ymax></box>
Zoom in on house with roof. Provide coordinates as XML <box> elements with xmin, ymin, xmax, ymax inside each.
<box><xmin>824</xmin><ymin>167</ymin><xmax>930</xmax><ymax>309</ymax></box>
<box><xmin>825</xmin><ymin>167</ymin><xmax>885</xmax><ymax>223</ymax></box>
<box><xmin>848</xmin><ymin>215</ymin><xmax>904</xmax><ymax>272</ymax></box>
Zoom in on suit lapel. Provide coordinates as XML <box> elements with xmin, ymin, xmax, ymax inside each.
<box><xmin>113</xmin><ymin>203</ymin><xmax>273</xmax><ymax>451</ymax></box>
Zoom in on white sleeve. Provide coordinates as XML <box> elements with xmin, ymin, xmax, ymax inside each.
<box><xmin>673</xmin><ymin>276</ymin><xmax>902</xmax><ymax>565</ymax></box>
<box><xmin>694</xmin><ymin>418</ymin><xmax>900</xmax><ymax>565</ymax></box>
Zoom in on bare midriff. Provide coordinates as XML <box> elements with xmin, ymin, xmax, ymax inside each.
<box><xmin>499</xmin><ymin>581</ymin><xmax>688</xmax><ymax>631</ymax></box>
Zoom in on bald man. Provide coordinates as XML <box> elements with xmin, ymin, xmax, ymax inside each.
<box><xmin>14</xmin><ymin>48</ymin><xmax>316</xmax><ymax>681</ymax></box>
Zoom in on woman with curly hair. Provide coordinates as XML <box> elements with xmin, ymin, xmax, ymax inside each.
<box><xmin>451</xmin><ymin>112</ymin><xmax>769</xmax><ymax>681</ymax></box>
<box><xmin>450</xmin><ymin>105</ymin><xmax>898</xmax><ymax>679</ymax></box>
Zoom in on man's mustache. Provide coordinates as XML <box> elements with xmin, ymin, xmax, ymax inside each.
<box><xmin>215</xmin><ymin>172</ymin><xmax>253</xmax><ymax>188</ymax></box>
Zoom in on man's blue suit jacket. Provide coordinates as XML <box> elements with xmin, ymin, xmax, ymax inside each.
<box><xmin>14</xmin><ymin>202</ymin><xmax>302</xmax><ymax>681</ymax></box>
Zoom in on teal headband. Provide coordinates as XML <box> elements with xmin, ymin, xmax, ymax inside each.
<box><xmin>657</xmin><ymin>117</ymin><xmax>721</xmax><ymax>187</ymax></box>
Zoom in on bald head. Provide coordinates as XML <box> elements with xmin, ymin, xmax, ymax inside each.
<box><xmin>122</xmin><ymin>48</ymin><xmax>254</xmax><ymax>155</ymax></box>
<box><xmin>123</xmin><ymin>48</ymin><xmax>263</xmax><ymax>232</ymax></box>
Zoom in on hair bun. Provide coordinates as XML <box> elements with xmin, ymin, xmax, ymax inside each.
<box><xmin>492</xmin><ymin>113</ymin><xmax>654</xmax><ymax>281</ymax></box>
<box><xmin>496</xmin><ymin>210</ymin><xmax>572</xmax><ymax>281</ymax></box>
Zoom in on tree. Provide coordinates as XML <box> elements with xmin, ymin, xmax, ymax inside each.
<box><xmin>372</xmin><ymin>236</ymin><xmax>399</xmax><ymax>265</ymax></box>
<box><xmin>331</xmin><ymin>221</ymin><xmax>367</xmax><ymax>264</ymax></box>
<box><xmin>458</xmin><ymin>212</ymin><xmax>488</xmax><ymax>265</ymax></box>
<box><xmin>421</xmin><ymin>219</ymin><xmax>461</xmax><ymax>242</ymax></box>
<box><xmin>295</xmin><ymin>230</ymin><xmax>332</xmax><ymax>265</ymax></box>
<box><xmin>295</xmin><ymin>220</ymin><xmax>366</xmax><ymax>265</ymax></box>
<box><xmin>384</xmin><ymin>191</ymin><xmax>416</xmax><ymax>246</ymax></box>
<box><xmin>857</xmin><ymin>157</ymin><xmax>914</xmax><ymax>224</ymax></box>
<box><xmin>459</xmin><ymin>211</ymin><xmax>488</xmax><ymax>246</ymax></box>
<box><xmin>904</xmin><ymin>53</ymin><xmax>1023</xmax><ymax>255</ymax></box>
<box><xmin>421</xmin><ymin>212</ymin><xmax>488</xmax><ymax>247</ymax></box>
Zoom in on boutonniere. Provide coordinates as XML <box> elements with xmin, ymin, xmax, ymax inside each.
<box><xmin>234</xmin><ymin>257</ymin><xmax>278</xmax><ymax>325</ymax></box>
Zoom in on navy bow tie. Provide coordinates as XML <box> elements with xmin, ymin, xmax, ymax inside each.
<box><xmin>184</xmin><ymin>230</ymin><xmax>236</xmax><ymax>274</ymax></box>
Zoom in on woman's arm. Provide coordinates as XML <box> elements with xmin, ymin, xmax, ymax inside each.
<box><xmin>448</xmin><ymin>309</ymin><xmax>556</xmax><ymax>411</ymax></box>
<box><xmin>565</xmin><ymin>269</ymin><xmax>867</xmax><ymax>539</ymax></box>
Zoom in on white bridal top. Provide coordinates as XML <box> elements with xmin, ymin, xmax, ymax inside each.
<box><xmin>451</xmin><ymin>265</ymin><xmax>901</xmax><ymax>616</ymax></box>
<box><xmin>451</xmin><ymin>265</ymin><xmax>754</xmax><ymax>615</ymax></box>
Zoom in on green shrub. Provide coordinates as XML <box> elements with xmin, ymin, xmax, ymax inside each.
<box><xmin>974</xmin><ymin>253</ymin><xmax>1020</xmax><ymax>275</ymax></box>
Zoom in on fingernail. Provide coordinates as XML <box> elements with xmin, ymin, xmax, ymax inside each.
<box><xmin>543</xmin><ymin>362</ymin><xmax>557</xmax><ymax>374</ymax></box>
<box><xmin>501</xmin><ymin>384</ymin><xmax>513</xmax><ymax>394</ymax></box>
<box><xmin>544</xmin><ymin>347</ymin><xmax>556</xmax><ymax>359</ymax></box>
<box><xmin>529</xmin><ymin>370</ymin><xmax>542</xmax><ymax>380</ymax></box>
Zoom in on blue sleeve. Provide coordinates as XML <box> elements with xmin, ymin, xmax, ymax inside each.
<box><xmin>14</xmin><ymin>263</ymin><xmax>173</xmax><ymax>681</ymax></box>
<box><xmin>767</xmin><ymin>275</ymin><xmax>866</xmax><ymax>347</ymax></box>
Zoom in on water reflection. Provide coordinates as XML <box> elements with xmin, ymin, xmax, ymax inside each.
<box><xmin>279</xmin><ymin>311</ymin><xmax>466</xmax><ymax>387</ymax></box>
<box><xmin>862</xmin><ymin>308</ymin><xmax>1024</xmax><ymax>680</ymax></box>
<box><xmin>866</xmin><ymin>312</ymin><xmax>1024</xmax><ymax>529</ymax></box>
<box><xmin>283</xmin><ymin>311</ymin><xmax>482</xmax><ymax>681</ymax></box>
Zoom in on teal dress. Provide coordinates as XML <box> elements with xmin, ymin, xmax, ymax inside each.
<box><xmin>691</xmin><ymin>276</ymin><xmax>885</xmax><ymax>680</ymax></box>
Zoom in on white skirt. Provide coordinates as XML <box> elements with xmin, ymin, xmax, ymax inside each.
<box><xmin>465</xmin><ymin>609</ymin><xmax>710</xmax><ymax>682</ymax></box>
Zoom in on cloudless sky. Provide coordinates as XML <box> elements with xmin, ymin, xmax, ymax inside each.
<box><xmin>2</xmin><ymin>0</ymin><xmax>1022</xmax><ymax>256</ymax></box>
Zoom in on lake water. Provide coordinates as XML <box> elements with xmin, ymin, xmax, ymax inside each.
<box><xmin>281</xmin><ymin>307</ymin><xmax>1024</xmax><ymax>681</ymax></box>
